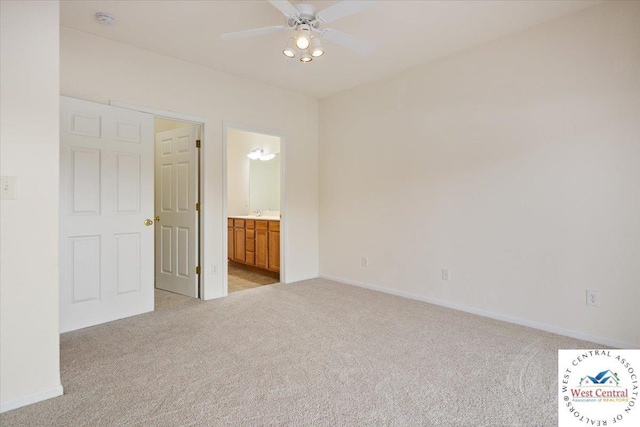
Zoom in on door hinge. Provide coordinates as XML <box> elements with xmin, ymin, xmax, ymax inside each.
<box><xmin>196</xmin><ymin>139</ymin><xmax>201</xmax><ymax>148</ymax></box>
<box><xmin>196</xmin><ymin>266</ymin><xmax>200</xmax><ymax>275</ymax></box>
<box><xmin>195</xmin><ymin>202</ymin><xmax>200</xmax><ymax>211</ymax></box>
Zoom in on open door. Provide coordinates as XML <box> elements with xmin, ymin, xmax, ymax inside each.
<box><xmin>59</xmin><ymin>97</ymin><xmax>155</xmax><ymax>333</ymax></box>
<box><xmin>154</xmin><ymin>126</ymin><xmax>199</xmax><ymax>298</ymax></box>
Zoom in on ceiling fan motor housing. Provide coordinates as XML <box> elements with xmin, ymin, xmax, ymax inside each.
<box><xmin>295</xmin><ymin>3</ymin><xmax>317</xmax><ymax>21</ymax></box>
<box><xmin>286</xmin><ymin>2</ymin><xmax>318</xmax><ymax>29</ymax></box>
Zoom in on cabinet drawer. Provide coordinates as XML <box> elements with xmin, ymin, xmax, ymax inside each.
<box><xmin>246</xmin><ymin>229</ymin><xmax>255</xmax><ymax>239</ymax></box>
<box><xmin>246</xmin><ymin>239</ymin><xmax>255</xmax><ymax>252</ymax></box>
<box><xmin>246</xmin><ymin>220</ymin><xmax>255</xmax><ymax>229</ymax></box>
<box><xmin>256</xmin><ymin>220</ymin><xmax>268</xmax><ymax>230</ymax></box>
<box><xmin>268</xmin><ymin>221</ymin><xmax>280</xmax><ymax>232</ymax></box>
<box><xmin>234</xmin><ymin>219</ymin><xmax>245</xmax><ymax>228</ymax></box>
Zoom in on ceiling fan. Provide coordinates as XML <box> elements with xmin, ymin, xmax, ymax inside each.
<box><xmin>220</xmin><ymin>0</ymin><xmax>377</xmax><ymax>62</ymax></box>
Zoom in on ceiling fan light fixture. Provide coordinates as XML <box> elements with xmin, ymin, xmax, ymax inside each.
<box><xmin>310</xmin><ymin>37</ymin><xmax>324</xmax><ymax>57</ymax></box>
<box><xmin>282</xmin><ymin>37</ymin><xmax>297</xmax><ymax>58</ymax></box>
<box><xmin>221</xmin><ymin>0</ymin><xmax>378</xmax><ymax>65</ymax></box>
<box><xmin>300</xmin><ymin>50</ymin><xmax>313</xmax><ymax>63</ymax></box>
<box><xmin>295</xmin><ymin>25</ymin><xmax>311</xmax><ymax>50</ymax></box>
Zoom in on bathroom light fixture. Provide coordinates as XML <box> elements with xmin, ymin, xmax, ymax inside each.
<box><xmin>247</xmin><ymin>149</ymin><xmax>262</xmax><ymax>160</ymax></box>
<box><xmin>247</xmin><ymin>148</ymin><xmax>276</xmax><ymax>161</ymax></box>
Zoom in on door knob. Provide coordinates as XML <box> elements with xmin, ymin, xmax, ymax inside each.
<box><xmin>155</xmin><ymin>215</ymin><xmax>160</xmax><ymax>222</ymax></box>
<box><xmin>144</xmin><ymin>219</ymin><xmax>153</xmax><ymax>226</ymax></box>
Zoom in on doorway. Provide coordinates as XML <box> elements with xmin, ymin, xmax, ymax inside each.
<box><xmin>224</xmin><ymin>125</ymin><xmax>284</xmax><ymax>294</ymax></box>
<box><xmin>59</xmin><ymin>98</ymin><xmax>210</xmax><ymax>333</ymax></box>
<box><xmin>153</xmin><ymin>118</ymin><xmax>202</xmax><ymax>298</ymax></box>
<box><xmin>110</xmin><ymin>101</ymin><xmax>210</xmax><ymax>299</ymax></box>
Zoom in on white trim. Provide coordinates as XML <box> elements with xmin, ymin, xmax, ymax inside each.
<box><xmin>222</xmin><ymin>122</ymin><xmax>287</xmax><ymax>295</ymax></box>
<box><xmin>0</xmin><ymin>385</ymin><xmax>63</xmax><ymax>413</ymax></box>
<box><xmin>319</xmin><ymin>275</ymin><xmax>638</xmax><ymax>350</ymax></box>
<box><xmin>109</xmin><ymin>101</ymin><xmax>208</xmax><ymax>124</ymax></box>
<box><xmin>109</xmin><ymin>100</ymin><xmax>210</xmax><ymax>300</ymax></box>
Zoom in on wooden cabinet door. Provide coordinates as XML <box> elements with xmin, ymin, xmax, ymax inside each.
<box><xmin>268</xmin><ymin>231</ymin><xmax>280</xmax><ymax>272</ymax></box>
<box><xmin>227</xmin><ymin>218</ymin><xmax>279</xmax><ymax>274</ymax></box>
<box><xmin>234</xmin><ymin>227</ymin><xmax>245</xmax><ymax>263</ymax></box>
<box><xmin>245</xmin><ymin>251</ymin><xmax>255</xmax><ymax>266</ymax></box>
<box><xmin>256</xmin><ymin>229</ymin><xmax>268</xmax><ymax>269</ymax></box>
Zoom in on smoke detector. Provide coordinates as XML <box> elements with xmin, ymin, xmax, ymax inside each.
<box><xmin>95</xmin><ymin>12</ymin><xmax>115</xmax><ymax>26</ymax></box>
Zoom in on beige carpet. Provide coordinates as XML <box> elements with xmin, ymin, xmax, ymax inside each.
<box><xmin>1</xmin><ymin>278</ymin><xmax>598</xmax><ymax>426</ymax></box>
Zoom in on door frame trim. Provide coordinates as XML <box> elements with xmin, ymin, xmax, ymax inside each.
<box><xmin>110</xmin><ymin>101</ymin><xmax>208</xmax><ymax>300</ymax></box>
<box><xmin>222</xmin><ymin>121</ymin><xmax>287</xmax><ymax>295</ymax></box>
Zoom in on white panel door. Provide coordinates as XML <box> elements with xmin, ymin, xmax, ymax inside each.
<box><xmin>60</xmin><ymin>96</ymin><xmax>155</xmax><ymax>333</ymax></box>
<box><xmin>154</xmin><ymin>126</ymin><xmax>199</xmax><ymax>297</ymax></box>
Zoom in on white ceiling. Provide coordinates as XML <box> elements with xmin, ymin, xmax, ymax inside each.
<box><xmin>60</xmin><ymin>0</ymin><xmax>600</xmax><ymax>98</ymax></box>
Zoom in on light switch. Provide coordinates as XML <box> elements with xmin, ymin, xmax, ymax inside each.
<box><xmin>0</xmin><ymin>176</ymin><xmax>17</xmax><ymax>199</ymax></box>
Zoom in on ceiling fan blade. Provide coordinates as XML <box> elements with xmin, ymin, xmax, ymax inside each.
<box><xmin>220</xmin><ymin>25</ymin><xmax>286</xmax><ymax>41</ymax></box>
<box><xmin>316</xmin><ymin>0</ymin><xmax>378</xmax><ymax>24</ymax></box>
<box><xmin>268</xmin><ymin>0</ymin><xmax>300</xmax><ymax>19</ymax></box>
<box><xmin>321</xmin><ymin>29</ymin><xmax>374</xmax><ymax>55</ymax></box>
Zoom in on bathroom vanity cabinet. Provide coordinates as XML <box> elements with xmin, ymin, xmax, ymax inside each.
<box><xmin>228</xmin><ymin>218</ymin><xmax>280</xmax><ymax>273</ymax></box>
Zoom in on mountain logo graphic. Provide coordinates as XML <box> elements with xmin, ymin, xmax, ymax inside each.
<box><xmin>578</xmin><ymin>370</ymin><xmax>620</xmax><ymax>387</ymax></box>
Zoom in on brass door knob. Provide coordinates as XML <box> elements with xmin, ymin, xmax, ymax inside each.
<box><xmin>155</xmin><ymin>215</ymin><xmax>160</xmax><ymax>222</ymax></box>
<box><xmin>144</xmin><ymin>219</ymin><xmax>153</xmax><ymax>226</ymax></box>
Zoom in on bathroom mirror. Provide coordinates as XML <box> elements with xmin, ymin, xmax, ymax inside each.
<box><xmin>249</xmin><ymin>154</ymin><xmax>280</xmax><ymax>212</ymax></box>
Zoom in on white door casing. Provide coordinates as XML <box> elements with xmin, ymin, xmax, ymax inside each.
<box><xmin>154</xmin><ymin>126</ymin><xmax>199</xmax><ymax>298</ymax></box>
<box><xmin>59</xmin><ymin>96</ymin><xmax>155</xmax><ymax>333</ymax></box>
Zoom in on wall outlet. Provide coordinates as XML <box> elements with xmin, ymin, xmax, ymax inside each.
<box><xmin>0</xmin><ymin>176</ymin><xmax>17</xmax><ymax>199</ymax></box>
<box><xmin>586</xmin><ymin>290</ymin><xmax>600</xmax><ymax>307</ymax></box>
<box><xmin>361</xmin><ymin>257</ymin><xmax>369</xmax><ymax>267</ymax></box>
<box><xmin>442</xmin><ymin>269</ymin><xmax>450</xmax><ymax>281</ymax></box>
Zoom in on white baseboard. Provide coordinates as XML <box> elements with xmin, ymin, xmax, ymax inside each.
<box><xmin>319</xmin><ymin>275</ymin><xmax>638</xmax><ymax>349</ymax></box>
<box><xmin>0</xmin><ymin>384</ymin><xmax>63</xmax><ymax>413</ymax></box>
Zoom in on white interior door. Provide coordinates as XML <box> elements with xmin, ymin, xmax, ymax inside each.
<box><xmin>154</xmin><ymin>126</ymin><xmax>199</xmax><ymax>298</ymax></box>
<box><xmin>59</xmin><ymin>96</ymin><xmax>155</xmax><ymax>333</ymax></box>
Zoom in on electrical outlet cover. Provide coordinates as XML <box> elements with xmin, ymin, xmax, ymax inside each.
<box><xmin>0</xmin><ymin>176</ymin><xmax>17</xmax><ymax>199</ymax></box>
<box><xmin>586</xmin><ymin>290</ymin><xmax>600</xmax><ymax>307</ymax></box>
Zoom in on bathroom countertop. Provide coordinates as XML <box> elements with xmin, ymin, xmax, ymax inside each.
<box><xmin>229</xmin><ymin>215</ymin><xmax>280</xmax><ymax>221</ymax></box>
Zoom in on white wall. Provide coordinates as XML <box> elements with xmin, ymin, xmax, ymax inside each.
<box><xmin>227</xmin><ymin>129</ymin><xmax>281</xmax><ymax>216</ymax></box>
<box><xmin>319</xmin><ymin>1</ymin><xmax>640</xmax><ymax>348</ymax></box>
<box><xmin>0</xmin><ymin>0</ymin><xmax>63</xmax><ymax>411</ymax></box>
<box><xmin>61</xmin><ymin>28</ymin><xmax>319</xmax><ymax>293</ymax></box>
<box><xmin>154</xmin><ymin>117</ymin><xmax>193</xmax><ymax>133</ymax></box>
